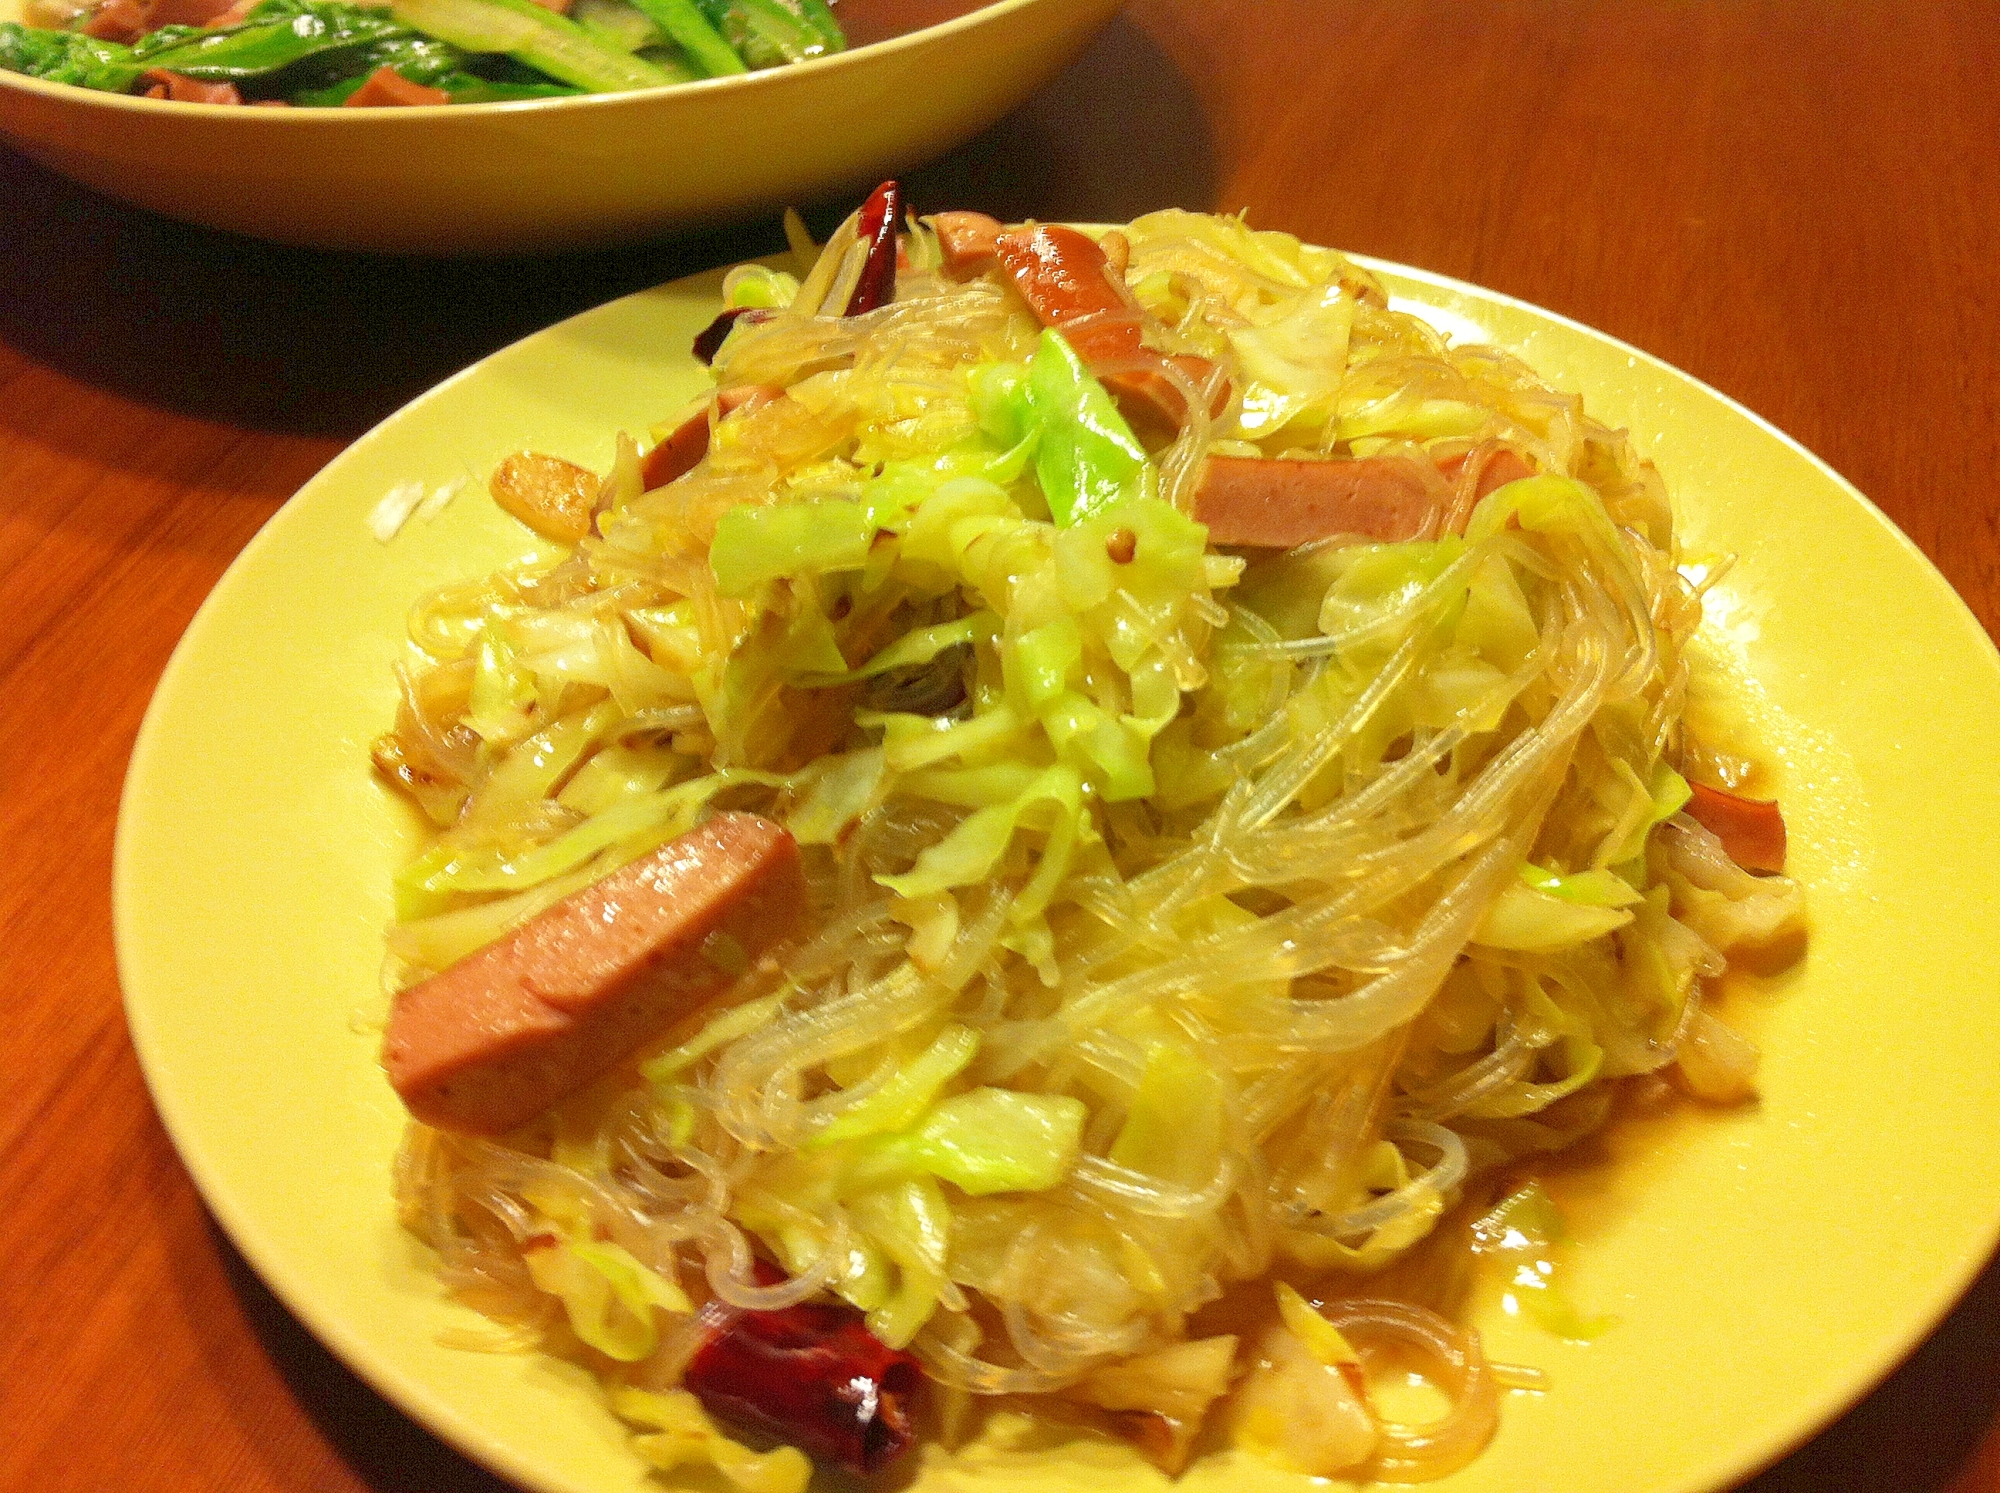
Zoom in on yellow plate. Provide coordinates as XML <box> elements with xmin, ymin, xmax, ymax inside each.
<box><xmin>115</xmin><ymin>255</ymin><xmax>2000</xmax><ymax>1493</ymax></box>
<box><xmin>0</xmin><ymin>0</ymin><xmax>1119</xmax><ymax>253</ymax></box>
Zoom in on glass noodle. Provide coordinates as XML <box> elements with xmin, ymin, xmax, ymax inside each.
<box><xmin>378</xmin><ymin>206</ymin><xmax>1805</xmax><ymax>1484</ymax></box>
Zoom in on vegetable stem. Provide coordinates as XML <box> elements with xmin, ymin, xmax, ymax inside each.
<box><xmin>627</xmin><ymin>0</ymin><xmax>742</xmax><ymax>74</ymax></box>
<box><xmin>785</xmin><ymin>0</ymin><xmax>842</xmax><ymax>51</ymax></box>
<box><xmin>391</xmin><ymin>0</ymin><xmax>672</xmax><ymax>91</ymax></box>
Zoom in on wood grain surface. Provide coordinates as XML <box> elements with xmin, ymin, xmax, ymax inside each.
<box><xmin>3</xmin><ymin>2</ymin><xmax>1997</xmax><ymax>1490</ymax></box>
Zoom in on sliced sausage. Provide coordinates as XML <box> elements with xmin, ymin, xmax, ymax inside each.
<box><xmin>149</xmin><ymin>0</ymin><xmax>246</xmax><ymax>24</ymax></box>
<box><xmin>641</xmin><ymin>384</ymin><xmax>782</xmax><ymax>491</ymax></box>
<box><xmin>1683</xmin><ymin>782</ymin><xmax>1787</xmax><ymax>873</ymax></box>
<box><xmin>1438</xmin><ymin>446</ymin><xmax>1534</xmax><ymax>497</ymax></box>
<box><xmin>490</xmin><ymin>451</ymin><xmax>597</xmax><ymax>543</ymax></box>
<box><xmin>994</xmin><ymin>223</ymin><xmax>1132</xmax><ymax>332</ymax></box>
<box><xmin>930</xmin><ymin>211</ymin><xmax>1004</xmax><ymax>276</ymax></box>
<box><xmin>1195</xmin><ymin>448</ymin><xmax>1541</xmax><ymax>548</ymax></box>
<box><xmin>1193</xmin><ymin>454</ymin><xmax>1442</xmax><ymax>546</ymax></box>
<box><xmin>200</xmin><ymin>0</ymin><xmax>264</xmax><ymax>26</ymax></box>
<box><xmin>83</xmin><ymin>0</ymin><xmax>152</xmax><ymax>42</ymax></box>
<box><xmin>383</xmin><ymin>812</ymin><xmax>807</xmax><ymax>1135</ymax></box>
<box><xmin>140</xmin><ymin>69</ymin><xmax>243</xmax><ymax>103</ymax></box>
<box><xmin>343</xmin><ymin>66</ymin><xmax>450</xmax><ymax>107</ymax></box>
<box><xmin>993</xmin><ymin>223</ymin><xmax>1225</xmax><ymax>430</ymax></box>
<box><xmin>1102</xmin><ymin>353</ymin><xmax>1225</xmax><ymax>437</ymax></box>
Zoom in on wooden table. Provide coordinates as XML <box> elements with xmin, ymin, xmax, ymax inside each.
<box><xmin>4</xmin><ymin>1</ymin><xmax>1996</xmax><ymax>1489</ymax></box>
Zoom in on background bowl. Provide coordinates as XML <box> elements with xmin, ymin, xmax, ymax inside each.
<box><xmin>0</xmin><ymin>0</ymin><xmax>1121</xmax><ymax>253</ymax></box>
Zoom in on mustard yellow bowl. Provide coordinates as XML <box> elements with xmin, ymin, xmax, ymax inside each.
<box><xmin>0</xmin><ymin>0</ymin><xmax>1120</xmax><ymax>253</ymax></box>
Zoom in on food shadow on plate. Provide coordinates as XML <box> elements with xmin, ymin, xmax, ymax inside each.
<box><xmin>0</xmin><ymin>12</ymin><xmax>1211</xmax><ymax>446</ymax></box>
<box><xmin>191</xmin><ymin>1218</ymin><xmax>518</xmax><ymax>1493</ymax></box>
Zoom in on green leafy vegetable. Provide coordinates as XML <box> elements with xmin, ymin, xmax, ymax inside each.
<box><xmin>139</xmin><ymin>5</ymin><xmax>406</xmax><ymax>80</ymax></box>
<box><xmin>0</xmin><ymin>0</ymin><xmax>838</xmax><ymax>97</ymax></box>
<box><xmin>3</xmin><ymin>0</ymin><xmax>410</xmax><ymax>92</ymax></box>
<box><xmin>1027</xmin><ymin>329</ymin><xmax>1151</xmax><ymax>526</ymax></box>
<box><xmin>1469</xmin><ymin>1182</ymin><xmax>1616</xmax><ymax>1340</ymax></box>
<box><xmin>0</xmin><ymin>23</ymin><xmax>145</xmax><ymax>89</ymax></box>
<box><xmin>570</xmin><ymin>0</ymin><xmax>660</xmax><ymax>49</ymax></box>
<box><xmin>630</xmin><ymin>0</ymin><xmax>742</xmax><ymax>74</ymax></box>
<box><xmin>391</xmin><ymin>0</ymin><xmax>672</xmax><ymax>91</ymax></box>
<box><xmin>850</xmin><ymin>1087</ymin><xmax>1089</xmax><ymax>1197</ymax></box>
<box><xmin>783</xmin><ymin>0</ymin><xmax>841</xmax><ymax>52</ymax></box>
<box><xmin>811</xmin><ymin>1024</ymin><xmax>982</xmax><ymax>1144</ymax></box>
<box><xmin>693</xmin><ymin>0</ymin><xmax>829</xmax><ymax>66</ymax></box>
<box><xmin>709</xmin><ymin>499</ymin><xmax>877</xmax><ymax>597</ymax></box>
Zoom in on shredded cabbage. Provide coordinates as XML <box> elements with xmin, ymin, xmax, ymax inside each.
<box><xmin>613</xmin><ymin>1388</ymin><xmax>811</xmax><ymax>1493</ymax></box>
<box><xmin>382</xmin><ymin>204</ymin><xmax>1805</xmax><ymax>1487</ymax></box>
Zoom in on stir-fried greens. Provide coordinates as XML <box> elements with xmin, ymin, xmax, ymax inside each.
<box><xmin>0</xmin><ymin>0</ymin><xmax>841</xmax><ymax>104</ymax></box>
<box><xmin>374</xmin><ymin>193</ymin><xmax>1806</xmax><ymax>1485</ymax></box>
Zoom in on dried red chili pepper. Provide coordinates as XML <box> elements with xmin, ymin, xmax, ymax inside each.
<box><xmin>842</xmin><ymin>179</ymin><xmax>902</xmax><ymax>316</ymax></box>
<box><xmin>684</xmin><ymin>1273</ymin><xmax>923</xmax><ymax>1474</ymax></box>
<box><xmin>690</xmin><ymin>306</ymin><xmax>769</xmax><ymax>364</ymax></box>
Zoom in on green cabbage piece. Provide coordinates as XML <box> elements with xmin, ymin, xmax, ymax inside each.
<box><xmin>709</xmin><ymin>499</ymin><xmax>876</xmax><ymax>597</ymax></box>
<box><xmin>1228</xmin><ymin>280</ymin><xmax>1354</xmax><ymax>437</ymax></box>
<box><xmin>523</xmin><ymin>1224</ymin><xmax>689</xmax><ymax>1361</ymax></box>
<box><xmin>387</xmin><ymin>863</ymin><xmax>599</xmax><ymax>971</ymax></box>
<box><xmin>640</xmin><ymin>991</ymin><xmax>786</xmax><ymax>1083</ymax></box>
<box><xmin>394</xmin><ymin>770</ymin><xmax>776</xmax><ymax>918</ymax></box>
<box><xmin>465</xmin><ymin>699</ymin><xmax>621</xmax><ymax>829</ymax></box>
<box><xmin>811</xmin><ymin>1024</ymin><xmax>981</xmax><ymax>1144</ymax></box>
<box><xmin>464</xmin><ymin>621</ymin><xmax>539</xmax><ymax>746</ymax></box>
<box><xmin>1469</xmin><ymin>1182</ymin><xmax>1616</xmax><ymax>1340</ymax></box>
<box><xmin>903</xmin><ymin>1087</ymin><xmax>1086</xmax><ymax>1194</ymax></box>
<box><xmin>1471</xmin><ymin>878</ymin><xmax>1635</xmax><ymax>951</ymax></box>
<box><xmin>1465</xmin><ymin>472</ymin><xmax>1627</xmax><ymax>558</ymax></box>
<box><xmin>797</xmin><ymin>615</ymin><xmax>984</xmax><ymax>685</ymax></box>
<box><xmin>783</xmin><ymin>745</ymin><xmax>885</xmax><ymax>845</ymax></box>
<box><xmin>554</xmin><ymin>738</ymin><xmax>688</xmax><ymax>816</ymax></box>
<box><xmin>849</xmin><ymin>1087</ymin><xmax>1087</xmax><ymax>1199</ymax></box>
<box><xmin>1518</xmin><ymin>862</ymin><xmax>1643</xmax><ymax>908</ymax></box>
<box><xmin>1282</xmin><ymin>1135</ymin><xmax>1445</xmax><ymax>1271</ymax></box>
<box><xmin>612</xmin><ymin>1388</ymin><xmax>811</xmax><ymax>1493</ymax></box>
<box><xmin>1026</xmin><ymin>330</ymin><xmax>1151</xmax><ymax>526</ymax></box>
<box><xmin>968</xmin><ymin>360</ymin><xmax>1034</xmax><ymax>447</ymax></box>
<box><xmin>875</xmin><ymin>763</ymin><xmax>1085</xmax><ymax>922</ymax></box>
<box><xmin>846</xmin><ymin>1176</ymin><xmax>952</xmax><ymax>1347</ymax></box>
<box><xmin>507</xmin><ymin>606</ymin><xmax>688</xmax><ymax>714</ymax></box>
<box><xmin>1007</xmin><ymin>614</ymin><xmax>1082</xmax><ymax>707</ymax></box>
<box><xmin>1336</xmin><ymin>396</ymin><xmax>1488</xmax><ymax>444</ymax></box>
<box><xmin>1111</xmin><ymin>1040</ymin><xmax>1226</xmax><ymax>1189</ymax></box>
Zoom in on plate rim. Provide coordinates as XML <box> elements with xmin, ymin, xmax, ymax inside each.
<box><xmin>111</xmin><ymin>247</ymin><xmax>2000</xmax><ymax>1493</ymax></box>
